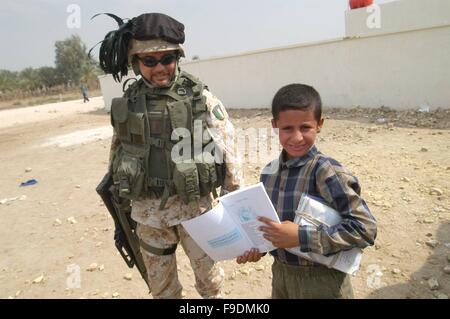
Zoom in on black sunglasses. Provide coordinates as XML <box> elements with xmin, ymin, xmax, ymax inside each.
<box><xmin>136</xmin><ymin>53</ymin><xmax>178</xmax><ymax>67</ymax></box>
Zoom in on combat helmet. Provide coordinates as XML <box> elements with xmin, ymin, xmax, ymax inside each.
<box><xmin>91</xmin><ymin>13</ymin><xmax>185</xmax><ymax>82</ymax></box>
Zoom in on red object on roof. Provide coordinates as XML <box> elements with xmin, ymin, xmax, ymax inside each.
<box><xmin>349</xmin><ymin>0</ymin><xmax>374</xmax><ymax>9</ymax></box>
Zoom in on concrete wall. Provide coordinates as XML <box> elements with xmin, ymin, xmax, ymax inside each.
<box><xmin>99</xmin><ymin>0</ymin><xmax>450</xmax><ymax>110</ymax></box>
<box><xmin>346</xmin><ymin>0</ymin><xmax>450</xmax><ymax>38</ymax></box>
<box><xmin>182</xmin><ymin>24</ymin><xmax>450</xmax><ymax>110</ymax></box>
<box><xmin>98</xmin><ymin>73</ymin><xmax>136</xmax><ymax>113</ymax></box>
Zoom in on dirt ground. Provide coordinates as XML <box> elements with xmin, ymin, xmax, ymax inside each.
<box><xmin>1</xmin><ymin>98</ymin><xmax>449</xmax><ymax>299</ymax></box>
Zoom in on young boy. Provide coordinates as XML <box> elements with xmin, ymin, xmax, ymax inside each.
<box><xmin>237</xmin><ymin>83</ymin><xmax>377</xmax><ymax>299</ymax></box>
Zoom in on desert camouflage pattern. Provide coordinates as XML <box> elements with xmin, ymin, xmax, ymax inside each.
<box><xmin>203</xmin><ymin>89</ymin><xmax>244</xmax><ymax>194</ymax></box>
<box><xmin>109</xmin><ymin>88</ymin><xmax>243</xmax><ymax>227</ymax></box>
<box><xmin>128</xmin><ymin>38</ymin><xmax>186</xmax><ymax>62</ymax></box>
<box><xmin>136</xmin><ymin>222</ymin><xmax>224</xmax><ymax>298</ymax></box>
<box><xmin>107</xmin><ymin>85</ymin><xmax>240</xmax><ymax>298</ymax></box>
<box><xmin>131</xmin><ymin>192</ymin><xmax>216</xmax><ymax>228</ymax></box>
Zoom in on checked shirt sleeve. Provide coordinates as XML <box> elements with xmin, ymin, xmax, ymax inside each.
<box><xmin>298</xmin><ymin>159</ymin><xmax>377</xmax><ymax>256</ymax></box>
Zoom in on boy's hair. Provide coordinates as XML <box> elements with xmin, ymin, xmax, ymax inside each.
<box><xmin>271</xmin><ymin>84</ymin><xmax>322</xmax><ymax>121</ymax></box>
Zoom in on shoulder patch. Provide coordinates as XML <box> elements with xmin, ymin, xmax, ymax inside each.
<box><xmin>212</xmin><ymin>104</ymin><xmax>225</xmax><ymax>120</ymax></box>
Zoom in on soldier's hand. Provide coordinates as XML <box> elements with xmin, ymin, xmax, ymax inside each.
<box><xmin>236</xmin><ymin>248</ymin><xmax>263</xmax><ymax>264</ymax></box>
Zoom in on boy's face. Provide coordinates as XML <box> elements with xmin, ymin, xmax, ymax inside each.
<box><xmin>272</xmin><ymin>108</ymin><xmax>324</xmax><ymax>160</ymax></box>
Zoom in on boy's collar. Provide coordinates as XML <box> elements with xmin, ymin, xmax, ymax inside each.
<box><xmin>280</xmin><ymin>145</ymin><xmax>318</xmax><ymax>169</ymax></box>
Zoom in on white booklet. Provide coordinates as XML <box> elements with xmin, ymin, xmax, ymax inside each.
<box><xmin>286</xmin><ymin>194</ymin><xmax>363</xmax><ymax>275</ymax></box>
<box><xmin>182</xmin><ymin>182</ymin><xmax>281</xmax><ymax>261</ymax></box>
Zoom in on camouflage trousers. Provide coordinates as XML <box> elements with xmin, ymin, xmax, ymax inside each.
<box><xmin>136</xmin><ymin>222</ymin><xmax>224</xmax><ymax>299</ymax></box>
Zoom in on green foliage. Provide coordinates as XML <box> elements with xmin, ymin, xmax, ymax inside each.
<box><xmin>0</xmin><ymin>69</ymin><xmax>20</xmax><ymax>91</ymax></box>
<box><xmin>80</xmin><ymin>57</ymin><xmax>102</xmax><ymax>85</ymax></box>
<box><xmin>55</xmin><ymin>35</ymin><xmax>90</xmax><ymax>85</ymax></box>
<box><xmin>19</xmin><ymin>67</ymin><xmax>41</xmax><ymax>91</ymax></box>
<box><xmin>37</xmin><ymin>66</ymin><xmax>60</xmax><ymax>88</ymax></box>
<box><xmin>0</xmin><ymin>35</ymin><xmax>101</xmax><ymax>99</ymax></box>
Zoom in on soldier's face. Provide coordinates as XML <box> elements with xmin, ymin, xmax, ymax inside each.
<box><xmin>137</xmin><ymin>50</ymin><xmax>177</xmax><ymax>87</ymax></box>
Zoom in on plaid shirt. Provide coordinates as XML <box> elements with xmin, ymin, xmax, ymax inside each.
<box><xmin>261</xmin><ymin>145</ymin><xmax>377</xmax><ymax>267</ymax></box>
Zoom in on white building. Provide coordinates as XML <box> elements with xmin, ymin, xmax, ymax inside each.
<box><xmin>99</xmin><ymin>0</ymin><xmax>450</xmax><ymax>111</ymax></box>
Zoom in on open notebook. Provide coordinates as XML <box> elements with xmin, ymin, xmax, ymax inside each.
<box><xmin>182</xmin><ymin>183</ymin><xmax>281</xmax><ymax>261</ymax></box>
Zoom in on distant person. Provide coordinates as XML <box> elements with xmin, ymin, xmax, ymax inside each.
<box><xmin>236</xmin><ymin>83</ymin><xmax>377</xmax><ymax>299</ymax></box>
<box><xmin>80</xmin><ymin>82</ymin><xmax>89</xmax><ymax>103</ymax></box>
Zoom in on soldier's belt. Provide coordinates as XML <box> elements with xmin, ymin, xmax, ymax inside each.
<box><xmin>139</xmin><ymin>239</ymin><xmax>177</xmax><ymax>255</ymax></box>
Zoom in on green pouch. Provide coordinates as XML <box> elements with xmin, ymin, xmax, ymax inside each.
<box><xmin>167</xmin><ymin>99</ymin><xmax>192</xmax><ymax>131</ymax></box>
<box><xmin>111</xmin><ymin>97</ymin><xmax>130</xmax><ymax>142</ymax></box>
<box><xmin>112</xmin><ymin>143</ymin><xmax>149</xmax><ymax>200</ymax></box>
<box><xmin>196</xmin><ymin>162</ymin><xmax>217</xmax><ymax>196</ymax></box>
<box><xmin>172</xmin><ymin>162</ymin><xmax>200</xmax><ymax>203</ymax></box>
<box><xmin>128</xmin><ymin>112</ymin><xmax>146</xmax><ymax>144</ymax></box>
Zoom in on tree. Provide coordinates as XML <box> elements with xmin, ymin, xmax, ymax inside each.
<box><xmin>37</xmin><ymin>67</ymin><xmax>60</xmax><ymax>88</ymax></box>
<box><xmin>1</xmin><ymin>35</ymin><xmax>100</xmax><ymax>99</ymax></box>
<box><xmin>80</xmin><ymin>57</ymin><xmax>101</xmax><ymax>87</ymax></box>
<box><xmin>55</xmin><ymin>35</ymin><xmax>90</xmax><ymax>86</ymax></box>
<box><xmin>19</xmin><ymin>67</ymin><xmax>41</xmax><ymax>91</ymax></box>
<box><xmin>0</xmin><ymin>70</ymin><xmax>20</xmax><ymax>92</ymax></box>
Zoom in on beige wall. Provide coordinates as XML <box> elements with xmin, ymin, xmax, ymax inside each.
<box><xmin>98</xmin><ymin>73</ymin><xmax>136</xmax><ymax>112</ymax></box>
<box><xmin>182</xmin><ymin>24</ymin><xmax>450</xmax><ymax>109</ymax></box>
<box><xmin>345</xmin><ymin>0</ymin><xmax>450</xmax><ymax>38</ymax></box>
<box><xmin>181</xmin><ymin>0</ymin><xmax>450</xmax><ymax>110</ymax></box>
<box><xmin>99</xmin><ymin>0</ymin><xmax>450</xmax><ymax>110</ymax></box>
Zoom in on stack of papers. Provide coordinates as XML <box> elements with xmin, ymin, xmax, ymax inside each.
<box><xmin>183</xmin><ymin>184</ymin><xmax>363</xmax><ymax>275</ymax></box>
<box><xmin>182</xmin><ymin>183</ymin><xmax>281</xmax><ymax>261</ymax></box>
<box><xmin>286</xmin><ymin>194</ymin><xmax>362</xmax><ymax>275</ymax></box>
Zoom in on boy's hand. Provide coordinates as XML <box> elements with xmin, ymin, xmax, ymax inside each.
<box><xmin>258</xmin><ymin>216</ymin><xmax>299</xmax><ymax>248</ymax></box>
<box><xmin>236</xmin><ymin>248</ymin><xmax>263</xmax><ymax>264</ymax></box>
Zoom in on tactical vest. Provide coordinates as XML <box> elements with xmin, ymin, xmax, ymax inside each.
<box><xmin>110</xmin><ymin>71</ymin><xmax>225</xmax><ymax>209</ymax></box>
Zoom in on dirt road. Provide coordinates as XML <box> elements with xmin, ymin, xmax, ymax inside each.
<box><xmin>1</xmin><ymin>98</ymin><xmax>449</xmax><ymax>299</ymax></box>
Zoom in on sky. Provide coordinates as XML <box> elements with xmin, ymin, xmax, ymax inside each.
<box><xmin>0</xmin><ymin>0</ymin><xmax>396</xmax><ymax>71</ymax></box>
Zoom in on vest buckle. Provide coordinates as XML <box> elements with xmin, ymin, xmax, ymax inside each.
<box><xmin>177</xmin><ymin>87</ymin><xmax>187</xmax><ymax>96</ymax></box>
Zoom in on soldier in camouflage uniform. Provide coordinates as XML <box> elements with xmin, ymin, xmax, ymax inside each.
<box><xmin>96</xmin><ymin>13</ymin><xmax>243</xmax><ymax>298</ymax></box>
